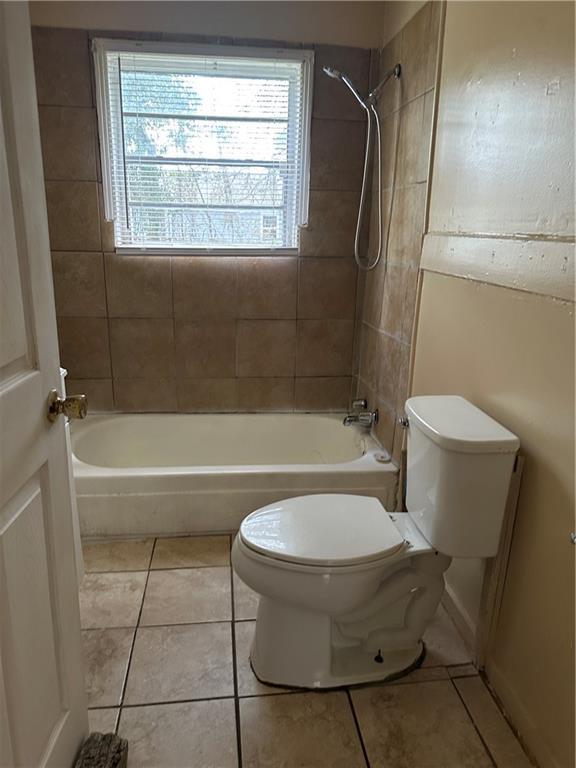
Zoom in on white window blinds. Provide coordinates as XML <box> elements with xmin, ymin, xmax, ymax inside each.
<box><xmin>93</xmin><ymin>40</ymin><xmax>313</xmax><ymax>252</ymax></box>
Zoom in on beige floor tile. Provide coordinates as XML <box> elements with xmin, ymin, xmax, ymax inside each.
<box><xmin>351</xmin><ymin>680</ymin><xmax>492</xmax><ymax>768</ymax></box>
<box><xmin>124</xmin><ymin>623</ymin><xmax>234</xmax><ymax>705</ymax></box>
<box><xmin>422</xmin><ymin>605</ymin><xmax>472</xmax><ymax>667</ymax></box>
<box><xmin>88</xmin><ymin>708</ymin><xmax>119</xmax><ymax>733</ymax></box>
<box><xmin>118</xmin><ymin>700</ymin><xmax>237</xmax><ymax>768</ymax></box>
<box><xmin>235</xmin><ymin>621</ymin><xmax>289</xmax><ymax>697</ymax></box>
<box><xmin>82</xmin><ymin>628</ymin><xmax>134</xmax><ymax>707</ymax></box>
<box><xmin>448</xmin><ymin>663</ymin><xmax>479</xmax><ymax>678</ymax></box>
<box><xmin>233</xmin><ymin>571</ymin><xmax>259</xmax><ymax>620</ymax></box>
<box><xmin>151</xmin><ymin>535</ymin><xmax>230</xmax><ymax>569</ymax></box>
<box><xmin>140</xmin><ymin>568</ymin><xmax>231</xmax><ymax>626</ymax></box>
<box><xmin>240</xmin><ymin>691</ymin><xmax>365</xmax><ymax>768</ymax></box>
<box><xmin>387</xmin><ymin>665</ymin><xmax>449</xmax><ymax>686</ymax></box>
<box><xmin>79</xmin><ymin>572</ymin><xmax>147</xmax><ymax>629</ymax></box>
<box><xmin>82</xmin><ymin>538</ymin><xmax>154</xmax><ymax>572</ymax></box>
<box><xmin>455</xmin><ymin>676</ymin><xmax>533</xmax><ymax>768</ymax></box>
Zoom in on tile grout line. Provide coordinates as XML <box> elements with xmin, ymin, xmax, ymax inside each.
<box><xmin>345</xmin><ymin>689</ymin><xmax>371</xmax><ymax>768</ymax></box>
<box><xmin>115</xmin><ymin>537</ymin><xmax>158</xmax><ymax>735</ymax></box>
<box><xmin>229</xmin><ymin>535</ymin><xmax>244</xmax><ymax>768</ymax></box>
<box><xmin>449</xmin><ymin>677</ymin><xmax>498</xmax><ymax>768</ymax></box>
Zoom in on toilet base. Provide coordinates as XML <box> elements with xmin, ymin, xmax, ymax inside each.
<box><xmin>250</xmin><ymin>596</ymin><xmax>426</xmax><ymax>689</ymax></box>
<box><xmin>251</xmin><ymin>642</ymin><xmax>426</xmax><ymax>690</ymax></box>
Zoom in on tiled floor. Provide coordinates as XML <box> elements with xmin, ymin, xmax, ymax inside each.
<box><xmin>80</xmin><ymin>535</ymin><xmax>533</xmax><ymax>768</ymax></box>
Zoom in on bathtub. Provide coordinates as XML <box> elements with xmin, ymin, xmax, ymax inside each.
<box><xmin>71</xmin><ymin>413</ymin><xmax>398</xmax><ymax>537</ymax></box>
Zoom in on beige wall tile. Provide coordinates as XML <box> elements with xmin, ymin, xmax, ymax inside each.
<box><xmin>51</xmin><ymin>252</ymin><xmax>106</xmax><ymax>317</ymax></box>
<box><xmin>400</xmin><ymin>2</ymin><xmax>438</xmax><ymax>104</ymax></box>
<box><xmin>379</xmin><ymin>265</ymin><xmax>417</xmax><ymax>339</ymax></box>
<box><xmin>32</xmin><ymin>27</ymin><xmax>92</xmax><ymax>107</ymax></box>
<box><xmin>39</xmin><ymin>106</ymin><xmax>97</xmax><ymax>181</ymax></box>
<box><xmin>388</xmin><ymin>184</ymin><xmax>426</xmax><ymax>266</ymax></box>
<box><xmin>313</xmin><ymin>45</ymin><xmax>370</xmax><ymax>121</ymax></box>
<box><xmin>172</xmin><ymin>257</ymin><xmax>237</xmax><ymax>319</ymax></box>
<box><xmin>109</xmin><ymin>319</ymin><xmax>175</xmax><ymax>379</ymax></box>
<box><xmin>294</xmin><ymin>376</ymin><xmax>351</xmax><ymax>411</ymax></box>
<box><xmin>237</xmin><ymin>320</ymin><xmax>296</xmax><ymax>377</ymax></box>
<box><xmin>238</xmin><ymin>378</ymin><xmax>295</xmax><ymax>411</ymax></box>
<box><xmin>105</xmin><ymin>253</ymin><xmax>172</xmax><ymax>318</ymax></box>
<box><xmin>113</xmin><ymin>378</ymin><xmax>177</xmax><ymax>412</ymax></box>
<box><xmin>57</xmin><ymin>316</ymin><xmax>111</xmax><ymax>378</ymax></box>
<box><xmin>299</xmin><ymin>190</ymin><xmax>358</xmax><ymax>258</ymax></box>
<box><xmin>395</xmin><ymin>96</ymin><xmax>428</xmax><ymax>188</ymax></box>
<box><xmin>358</xmin><ymin>323</ymin><xmax>380</xmax><ymax>391</ymax></box>
<box><xmin>361</xmin><ymin>255</ymin><xmax>386</xmax><ymax>327</ymax></box>
<box><xmin>177</xmin><ymin>378</ymin><xmax>238</xmax><ymax>412</ymax></box>
<box><xmin>66</xmin><ymin>377</ymin><xmax>114</xmax><ymax>412</ymax></box>
<box><xmin>372</xmin><ymin>396</ymin><xmax>395</xmax><ymax>454</ymax></box>
<box><xmin>310</xmin><ymin>119</ymin><xmax>366</xmax><ymax>190</ymax></box>
<box><xmin>98</xmin><ymin>184</ymin><xmax>116</xmax><ymax>251</ymax></box>
<box><xmin>237</xmin><ymin>257</ymin><xmax>297</xmax><ymax>319</ymax></box>
<box><xmin>298</xmin><ymin>258</ymin><xmax>357</xmax><ymax>319</ymax></box>
<box><xmin>175</xmin><ymin>321</ymin><xmax>236</xmax><ymax>378</ymax></box>
<box><xmin>375</xmin><ymin>32</ymin><xmax>402</xmax><ymax>119</ymax></box>
<box><xmin>45</xmin><ymin>180</ymin><xmax>101</xmax><ymax>251</ymax></box>
<box><xmin>379</xmin><ymin>110</ymin><xmax>400</xmax><ymax>192</ymax></box>
<box><xmin>376</xmin><ymin>332</ymin><xmax>403</xmax><ymax>407</ymax></box>
<box><xmin>296</xmin><ymin>319</ymin><xmax>354</xmax><ymax>376</ymax></box>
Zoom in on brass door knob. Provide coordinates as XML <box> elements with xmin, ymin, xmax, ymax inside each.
<box><xmin>47</xmin><ymin>389</ymin><xmax>88</xmax><ymax>422</ymax></box>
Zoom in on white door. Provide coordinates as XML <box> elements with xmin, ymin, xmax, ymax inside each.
<box><xmin>0</xmin><ymin>3</ymin><xmax>88</xmax><ymax>767</ymax></box>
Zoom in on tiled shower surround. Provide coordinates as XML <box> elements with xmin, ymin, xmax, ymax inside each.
<box><xmin>357</xmin><ymin>2</ymin><xmax>441</xmax><ymax>460</ymax></box>
<box><xmin>32</xmin><ymin>27</ymin><xmax>371</xmax><ymax>413</ymax></box>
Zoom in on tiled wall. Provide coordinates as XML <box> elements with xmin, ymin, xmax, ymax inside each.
<box><xmin>355</xmin><ymin>2</ymin><xmax>441</xmax><ymax>458</ymax></box>
<box><xmin>32</xmin><ymin>27</ymin><xmax>370</xmax><ymax>412</ymax></box>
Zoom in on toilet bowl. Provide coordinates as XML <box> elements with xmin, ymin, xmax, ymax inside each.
<box><xmin>232</xmin><ymin>495</ymin><xmax>451</xmax><ymax>688</ymax></box>
<box><xmin>232</xmin><ymin>396</ymin><xmax>520</xmax><ymax>689</ymax></box>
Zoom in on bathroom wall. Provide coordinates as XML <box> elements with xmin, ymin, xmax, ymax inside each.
<box><xmin>411</xmin><ymin>2</ymin><xmax>574</xmax><ymax>766</ymax></box>
<box><xmin>355</xmin><ymin>1</ymin><xmax>441</xmax><ymax>458</ymax></box>
<box><xmin>29</xmin><ymin>2</ymin><xmax>387</xmax><ymax>48</ymax></box>
<box><xmin>32</xmin><ymin>27</ymin><xmax>371</xmax><ymax>413</ymax></box>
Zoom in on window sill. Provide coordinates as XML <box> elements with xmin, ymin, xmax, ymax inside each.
<box><xmin>113</xmin><ymin>247</ymin><xmax>299</xmax><ymax>257</ymax></box>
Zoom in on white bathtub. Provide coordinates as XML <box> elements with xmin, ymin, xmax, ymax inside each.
<box><xmin>71</xmin><ymin>413</ymin><xmax>398</xmax><ymax>537</ymax></box>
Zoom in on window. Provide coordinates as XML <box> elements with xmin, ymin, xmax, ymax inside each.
<box><xmin>93</xmin><ymin>39</ymin><xmax>313</xmax><ymax>252</ymax></box>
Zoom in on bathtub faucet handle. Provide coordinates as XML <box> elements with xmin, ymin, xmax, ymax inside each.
<box><xmin>351</xmin><ymin>398</ymin><xmax>368</xmax><ymax>411</ymax></box>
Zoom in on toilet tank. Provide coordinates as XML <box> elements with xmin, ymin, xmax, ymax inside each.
<box><xmin>404</xmin><ymin>396</ymin><xmax>519</xmax><ymax>558</ymax></box>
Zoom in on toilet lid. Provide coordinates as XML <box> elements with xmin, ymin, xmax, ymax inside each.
<box><xmin>239</xmin><ymin>495</ymin><xmax>405</xmax><ymax>566</ymax></box>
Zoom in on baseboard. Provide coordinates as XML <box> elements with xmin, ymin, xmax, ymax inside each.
<box><xmin>441</xmin><ymin>583</ymin><xmax>477</xmax><ymax>657</ymax></box>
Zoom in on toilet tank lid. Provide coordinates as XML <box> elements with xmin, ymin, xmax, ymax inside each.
<box><xmin>405</xmin><ymin>396</ymin><xmax>520</xmax><ymax>454</ymax></box>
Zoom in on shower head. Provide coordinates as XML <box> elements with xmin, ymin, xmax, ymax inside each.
<box><xmin>322</xmin><ymin>65</ymin><xmax>344</xmax><ymax>80</ymax></box>
<box><xmin>322</xmin><ymin>64</ymin><xmax>366</xmax><ymax>109</ymax></box>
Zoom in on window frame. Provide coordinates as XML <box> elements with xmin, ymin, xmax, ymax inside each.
<box><xmin>92</xmin><ymin>37</ymin><xmax>314</xmax><ymax>255</ymax></box>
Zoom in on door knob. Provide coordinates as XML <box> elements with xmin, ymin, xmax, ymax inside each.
<box><xmin>47</xmin><ymin>389</ymin><xmax>88</xmax><ymax>422</ymax></box>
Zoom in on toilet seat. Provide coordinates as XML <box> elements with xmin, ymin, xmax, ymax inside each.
<box><xmin>239</xmin><ymin>494</ymin><xmax>406</xmax><ymax>567</ymax></box>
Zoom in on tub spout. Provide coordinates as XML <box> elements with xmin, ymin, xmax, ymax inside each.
<box><xmin>343</xmin><ymin>410</ymin><xmax>379</xmax><ymax>427</ymax></box>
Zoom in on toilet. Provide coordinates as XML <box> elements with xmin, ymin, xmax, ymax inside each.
<box><xmin>231</xmin><ymin>395</ymin><xmax>520</xmax><ymax>689</ymax></box>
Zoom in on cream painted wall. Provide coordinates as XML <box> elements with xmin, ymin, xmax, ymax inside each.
<box><xmin>29</xmin><ymin>1</ymin><xmax>387</xmax><ymax>48</ymax></box>
<box><xmin>412</xmin><ymin>2</ymin><xmax>575</xmax><ymax>767</ymax></box>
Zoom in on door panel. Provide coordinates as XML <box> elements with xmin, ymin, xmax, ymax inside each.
<box><xmin>0</xmin><ymin>3</ymin><xmax>88</xmax><ymax>766</ymax></box>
